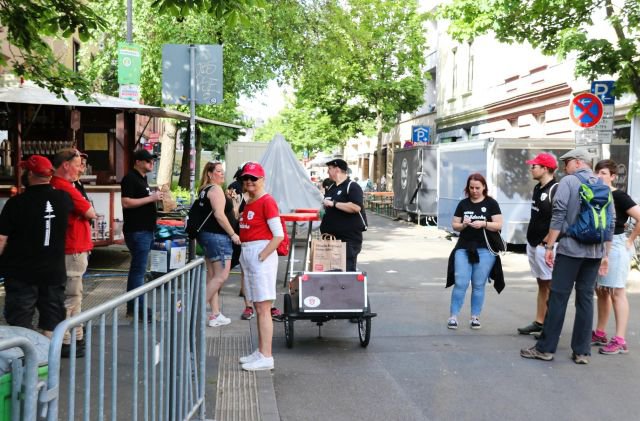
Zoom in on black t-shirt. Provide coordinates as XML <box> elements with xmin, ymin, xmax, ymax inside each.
<box><xmin>0</xmin><ymin>184</ymin><xmax>72</xmax><ymax>284</ymax></box>
<box><xmin>526</xmin><ymin>179</ymin><xmax>557</xmax><ymax>246</ymax></box>
<box><xmin>320</xmin><ymin>178</ymin><xmax>364</xmax><ymax>243</ymax></box>
<box><xmin>454</xmin><ymin>197</ymin><xmax>502</xmax><ymax>247</ymax></box>
<box><xmin>611</xmin><ymin>189</ymin><xmax>636</xmax><ymax>235</ymax></box>
<box><xmin>121</xmin><ymin>170</ymin><xmax>157</xmax><ymax>233</ymax></box>
<box><xmin>200</xmin><ymin>186</ymin><xmax>236</xmax><ymax>234</ymax></box>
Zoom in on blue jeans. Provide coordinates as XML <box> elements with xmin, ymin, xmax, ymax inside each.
<box><xmin>536</xmin><ymin>254</ymin><xmax>600</xmax><ymax>355</ymax></box>
<box><xmin>124</xmin><ymin>230</ymin><xmax>154</xmax><ymax>312</ymax></box>
<box><xmin>450</xmin><ymin>248</ymin><xmax>496</xmax><ymax>317</ymax></box>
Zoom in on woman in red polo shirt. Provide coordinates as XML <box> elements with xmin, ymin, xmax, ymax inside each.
<box><xmin>237</xmin><ymin>162</ymin><xmax>283</xmax><ymax>371</ymax></box>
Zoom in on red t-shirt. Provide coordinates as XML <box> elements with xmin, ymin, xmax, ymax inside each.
<box><xmin>239</xmin><ymin>194</ymin><xmax>279</xmax><ymax>242</ymax></box>
<box><xmin>50</xmin><ymin>175</ymin><xmax>93</xmax><ymax>253</ymax></box>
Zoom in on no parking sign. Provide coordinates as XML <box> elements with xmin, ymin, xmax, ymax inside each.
<box><xmin>569</xmin><ymin>93</ymin><xmax>603</xmax><ymax>128</ymax></box>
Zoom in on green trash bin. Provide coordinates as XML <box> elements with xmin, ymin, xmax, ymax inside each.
<box><xmin>0</xmin><ymin>327</ymin><xmax>50</xmax><ymax>421</ymax></box>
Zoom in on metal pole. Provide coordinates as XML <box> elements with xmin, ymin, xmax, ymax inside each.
<box><xmin>189</xmin><ymin>45</ymin><xmax>197</xmax><ymax>260</ymax></box>
<box><xmin>126</xmin><ymin>0</ymin><xmax>133</xmax><ymax>43</ymax></box>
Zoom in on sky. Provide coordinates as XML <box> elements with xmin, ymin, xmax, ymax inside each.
<box><xmin>238</xmin><ymin>80</ymin><xmax>288</xmax><ymax>123</ymax></box>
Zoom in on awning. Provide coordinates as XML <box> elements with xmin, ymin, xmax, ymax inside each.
<box><xmin>0</xmin><ymin>82</ymin><xmax>243</xmax><ymax>128</ymax></box>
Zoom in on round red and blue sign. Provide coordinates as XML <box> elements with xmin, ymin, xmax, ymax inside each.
<box><xmin>569</xmin><ymin>93</ymin><xmax>604</xmax><ymax>128</ymax></box>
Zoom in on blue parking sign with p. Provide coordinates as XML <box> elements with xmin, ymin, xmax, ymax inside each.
<box><xmin>591</xmin><ymin>81</ymin><xmax>615</xmax><ymax>105</ymax></box>
<box><xmin>412</xmin><ymin>126</ymin><xmax>430</xmax><ymax>143</ymax></box>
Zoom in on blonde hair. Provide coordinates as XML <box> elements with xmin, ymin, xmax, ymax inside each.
<box><xmin>197</xmin><ymin>161</ymin><xmax>222</xmax><ymax>193</ymax></box>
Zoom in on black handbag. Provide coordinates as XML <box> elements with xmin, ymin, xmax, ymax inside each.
<box><xmin>483</xmin><ymin>228</ymin><xmax>507</xmax><ymax>256</ymax></box>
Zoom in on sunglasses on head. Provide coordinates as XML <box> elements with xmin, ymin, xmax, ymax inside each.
<box><xmin>241</xmin><ymin>175</ymin><xmax>259</xmax><ymax>182</ymax></box>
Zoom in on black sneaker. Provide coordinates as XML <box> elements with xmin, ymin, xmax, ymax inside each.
<box><xmin>61</xmin><ymin>341</ymin><xmax>85</xmax><ymax>359</ymax></box>
<box><xmin>518</xmin><ymin>321</ymin><xmax>543</xmax><ymax>335</ymax></box>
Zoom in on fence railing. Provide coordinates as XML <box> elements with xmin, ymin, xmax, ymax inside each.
<box><xmin>0</xmin><ymin>336</ymin><xmax>41</xmax><ymax>421</ymax></box>
<box><xmin>42</xmin><ymin>258</ymin><xmax>207</xmax><ymax>421</ymax></box>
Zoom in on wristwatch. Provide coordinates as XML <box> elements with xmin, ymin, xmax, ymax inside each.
<box><xmin>544</xmin><ymin>244</ymin><xmax>554</xmax><ymax>250</ymax></box>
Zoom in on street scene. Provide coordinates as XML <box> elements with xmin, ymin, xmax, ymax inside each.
<box><xmin>1</xmin><ymin>0</ymin><xmax>640</xmax><ymax>420</ymax></box>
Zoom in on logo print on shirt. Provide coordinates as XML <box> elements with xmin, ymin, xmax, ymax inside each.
<box><xmin>337</xmin><ymin>190</ymin><xmax>342</xmax><ymax>195</ymax></box>
<box><xmin>481</xmin><ymin>207</ymin><xmax>486</xmax><ymax>213</ymax></box>
<box><xmin>540</xmin><ymin>193</ymin><xmax>548</xmax><ymax>201</ymax></box>
<box><xmin>43</xmin><ymin>201</ymin><xmax>56</xmax><ymax>246</ymax></box>
<box><xmin>247</xmin><ymin>210</ymin><xmax>255</xmax><ymax>220</ymax></box>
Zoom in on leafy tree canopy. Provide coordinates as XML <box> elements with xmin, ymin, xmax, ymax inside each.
<box><xmin>1</xmin><ymin>0</ymin><xmax>263</xmax><ymax>101</ymax></box>
<box><xmin>438</xmin><ymin>0</ymin><xmax>640</xmax><ymax>116</ymax></box>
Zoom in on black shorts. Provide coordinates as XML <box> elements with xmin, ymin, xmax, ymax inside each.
<box><xmin>4</xmin><ymin>278</ymin><xmax>66</xmax><ymax>332</ymax></box>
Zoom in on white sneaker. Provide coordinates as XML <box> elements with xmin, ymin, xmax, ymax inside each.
<box><xmin>208</xmin><ymin>313</ymin><xmax>231</xmax><ymax>327</ymax></box>
<box><xmin>239</xmin><ymin>350</ymin><xmax>261</xmax><ymax>364</ymax></box>
<box><xmin>241</xmin><ymin>355</ymin><xmax>274</xmax><ymax>371</ymax></box>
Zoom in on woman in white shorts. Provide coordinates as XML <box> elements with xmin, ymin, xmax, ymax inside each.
<box><xmin>593</xmin><ymin>160</ymin><xmax>640</xmax><ymax>355</ymax></box>
<box><xmin>237</xmin><ymin>162</ymin><xmax>283</xmax><ymax>371</ymax></box>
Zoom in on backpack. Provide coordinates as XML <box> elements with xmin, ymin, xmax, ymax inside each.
<box><xmin>347</xmin><ymin>181</ymin><xmax>368</xmax><ymax>231</ymax></box>
<box><xmin>185</xmin><ymin>186</ymin><xmax>213</xmax><ymax>239</ymax></box>
<box><xmin>566</xmin><ymin>173</ymin><xmax>612</xmax><ymax>244</ymax></box>
<box><xmin>276</xmin><ymin>217</ymin><xmax>290</xmax><ymax>256</ymax></box>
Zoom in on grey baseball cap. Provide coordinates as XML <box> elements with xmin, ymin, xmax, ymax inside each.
<box><xmin>559</xmin><ymin>148</ymin><xmax>594</xmax><ymax>162</ymax></box>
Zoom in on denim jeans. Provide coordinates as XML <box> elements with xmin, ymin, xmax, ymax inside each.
<box><xmin>124</xmin><ymin>230</ymin><xmax>154</xmax><ymax>312</ymax></box>
<box><xmin>536</xmin><ymin>254</ymin><xmax>600</xmax><ymax>355</ymax></box>
<box><xmin>450</xmin><ymin>248</ymin><xmax>496</xmax><ymax>317</ymax></box>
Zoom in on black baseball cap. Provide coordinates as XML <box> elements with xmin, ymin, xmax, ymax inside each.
<box><xmin>326</xmin><ymin>158</ymin><xmax>348</xmax><ymax>172</ymax></box>
<box><xmin>133</xmin><ymin>149</ymin><xmax>157</xmax><ymax>161</ymax></box>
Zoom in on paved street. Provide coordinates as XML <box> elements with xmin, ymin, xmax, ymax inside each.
<box><xmin>263</xmin><ymin>213</ymin><xmax>640</xmax><ymax>421</ymax></box>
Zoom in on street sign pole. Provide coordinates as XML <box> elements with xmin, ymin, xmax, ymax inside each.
<box><xmin>189</xmin><ymin>45</ymin><xmax>196</xmax><ymax>204</ymax></box>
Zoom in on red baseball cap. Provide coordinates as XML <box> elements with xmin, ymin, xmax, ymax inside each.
<box><xmin>526</xmin><ymin>153</ymin><xmax>557</xmax><ymax>170</ymax></box>
<box><xmin>19</xmin><ymin>155</ymin><xmax>54</xmax><ymax>177</ymax></box>
<box><xmin>241</xmin><ymin>162</ymin><xmax>265</xmax><ymax>178</ymax></box>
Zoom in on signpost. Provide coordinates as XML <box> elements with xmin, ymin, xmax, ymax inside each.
<box><xmin>573</xmin><ymin>81</ymin><xmax>616</xmax><ymax>145</ymax></box>
<box><xmin>117</xmin><ymin>42</ymin><xmax>141</xmax><ymax>103</ymax></box>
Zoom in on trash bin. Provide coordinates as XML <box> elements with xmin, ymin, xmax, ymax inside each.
<box><xmin>0</xmin><ymin>327</ymin><xmax>50</xmax><ymax>420</ymax></box>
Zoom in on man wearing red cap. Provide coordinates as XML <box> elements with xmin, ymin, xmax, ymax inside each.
<box><xmin>0</xmin><ymin>155</ymin><xmax>72</xmax><ymax>338</ymax></box>
<box><xmin>518</xmin><ymin>153</ymin><xmax>558</xmax><ymax>336</ymax></box>
<box><xmin>51</xmin><ymin>148</ymin><xmax>97</xmax><ymax>358</ymax></box>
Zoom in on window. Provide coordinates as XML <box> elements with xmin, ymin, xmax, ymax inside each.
<box><xmin>466</xmin><ymin>46</ymin><xmax>474</xmax><ymax>93</ymax></box>
<box><xmin>451</xmin><ymin>48</ymin><xmax>458</xmax><ymax>96</ymax></box>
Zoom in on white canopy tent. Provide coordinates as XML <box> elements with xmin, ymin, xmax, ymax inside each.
<box><xmin>260</xmin><ymin>134</ymin><xmax>323</xmax><ymax>213</ymax></box>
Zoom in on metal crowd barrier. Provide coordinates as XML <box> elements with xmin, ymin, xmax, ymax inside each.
<box><xmin>44</xmin><ymin>258</ymin><xmax>207</xmax><ymax>421</ymax></box>
<box><xmin>0</xmin><ymin>337</ymin><xmax>41</xmax><ymax>421</ymax></box>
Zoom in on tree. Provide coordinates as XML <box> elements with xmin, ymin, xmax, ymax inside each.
<box><xmin>439</xmin><ymin>0</ymin><xmax>640</xmax><ymax>116</ymax></box>
<box><xmin>253</xmin><ymin>102</ymin><xmax>347</xmax><ymax>155</ymax></box>
<box><xmin>289</xmin><ymin>0</ymin><xmax>429</xmax><ymax>180</ymax></box>
<box><xmin>0</xmin><ymin>0</ymin><xmax>106</xmax><ymax>101</ymax></box>
<box><xmin>0</xmin><ymin>0</ymin><xmax>264</xmax><ymax>101</ymax></box>
<box><xmin>82</xmin><ymin>0</ymin><xmax>303</xmax><ymax>188</ymax></box>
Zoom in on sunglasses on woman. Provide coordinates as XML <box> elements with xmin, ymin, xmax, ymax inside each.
<box><xmin>241</xmin><ymin>175</ymin><xmax>260</xmax><ymax>182</ymax></box>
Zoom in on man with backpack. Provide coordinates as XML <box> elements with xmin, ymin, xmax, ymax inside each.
<box><xmin>518</xmin><ymin>153</ymin><xmax>558</xmax><ymax>336</ymax></box>
<box><xmin>320</xmin><ymin>159</ymin><xmax>366</xmax><ymax>272</ymax></box>
<box><xmin>521</xmin><ymin>148</ymin><xmax>614</xmax><ymax>364</ymax></box>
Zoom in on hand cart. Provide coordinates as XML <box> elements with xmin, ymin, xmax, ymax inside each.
<box><xmin>283</xmin><ymin>271</ymin><xmax>377</xmax><ymax>348</ymax></box>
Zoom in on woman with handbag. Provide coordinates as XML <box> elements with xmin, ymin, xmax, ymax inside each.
<box><xmin>196</xmin><ymin>162</ymin><xmax>241</xmax><ymax>327</ymax></box>
<box><xmin>446</xmin><ymin>173</ymin><xmax>503</xmax><ymax>330</ymax></box>
<box><xmin>237</xmin><ymin>162</ymin><xmax>283</xmax><ymax>371</ymax></box>
<box><xmin>592</xmin><ymin>159</ymin><xmax>640</xmax><ymax>355</ymax></box>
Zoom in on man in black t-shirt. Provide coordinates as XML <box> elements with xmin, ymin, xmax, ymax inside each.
<box><xmin>120</xmin><ymin>149</ymin><xmax>163</xmax><ymax>317</ymax></box>
<box><xmin>518</xmin><ymin>153</ymin><xmax>558</xmax><ymax>336</ymax></box>
<box><xmin>320</xmin><ymin>159</ymin><xmax>365</xmax><ymax>271</ymax></box>
<box><xmin>0</xmin><ymin>155</ymin><xmax>72</xmax><ymax>337</ymax></box>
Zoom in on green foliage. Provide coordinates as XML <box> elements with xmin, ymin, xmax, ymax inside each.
<box><xmin>439</xmin><ymin>0</ymin><xmax>640</xmax><ymax>116</ymax></box>
<box><xmin>0</xmin><ymin>0</ymin><xmax>107</xmax><ymax>100</ymax></box>
<box><xmin>253</xmin><ymin>103</ymin><xmax>344</xmax><ymax>154</ymax></box>
<box><xmin>288</xmin><ymin>0</ymin><xmax>429</xmax><ymax>140</ymax></box>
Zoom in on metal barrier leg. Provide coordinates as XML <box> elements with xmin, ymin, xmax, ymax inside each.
<box><xmin>283</xmin><ymin>223</ymin><xmax>298</xmax><ymax>287</ymax></box>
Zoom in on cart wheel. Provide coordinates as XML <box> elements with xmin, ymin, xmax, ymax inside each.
<box><xmin>358</xmin><ymin>297</ymin><xmax>372</xmax><ymax>347</ymax></box>
<box><xmin>284</xmin><ymin>294</ymin><xmax>294</xmax><ymax>348</ymax></box>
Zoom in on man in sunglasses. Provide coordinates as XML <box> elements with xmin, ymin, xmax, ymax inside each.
<box><xmin>51</xmin><ymin>148</ymin><xmax>97</xmax><ymax>358</ymax></box>
<box><xmin>120</xmin><ymin>149</ymin><xmax>163</xmax><ymax>319</ymax></box>
<box><xmin>517</xmin><ymin>153</ymin><xmax>558</xmax><ymax>337</ymax></box>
